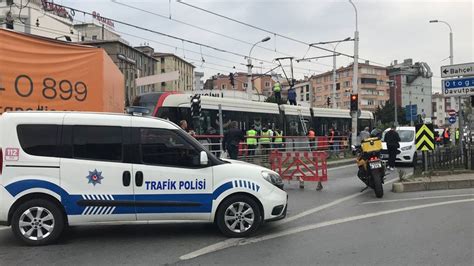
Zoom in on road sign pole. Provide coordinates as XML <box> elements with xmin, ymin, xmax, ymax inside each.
<box><xmin>423</xmin><ymin>151</ymin><xmax>428</xmax><ymax>173</ymax></box>
<box><xmin>458</xmin><ymin>97</ymin><xmax>464</xmax><ymax>161</ymax></box>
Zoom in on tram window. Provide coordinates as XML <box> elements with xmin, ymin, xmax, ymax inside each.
<box><xmin>156</xmin><ymin>107</ymin><xmax>178</xmax><ymax>123</ymax></box>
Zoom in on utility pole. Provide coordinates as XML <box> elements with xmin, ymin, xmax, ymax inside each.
<box><xmin>388</xmin><ymin>80</ymin><xmax>398</xmax><ymax>126</ymax></box>
<box><xmin>349</xmin><ymin>0</ymin><xmax>359</xmax><ymax>145</ymax></box>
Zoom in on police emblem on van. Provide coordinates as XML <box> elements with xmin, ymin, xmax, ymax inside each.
<box><xmin>86</xmin><ymin>169</ymin><xmax>104</xmax><ymax>186</ymax></box>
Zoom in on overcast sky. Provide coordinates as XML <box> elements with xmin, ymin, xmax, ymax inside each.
<box><xmin>62</xmin><ymin>0</ymin><xmax>473</xmax><ymax>92</ymax></box>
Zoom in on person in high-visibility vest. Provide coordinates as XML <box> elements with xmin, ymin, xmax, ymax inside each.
<box><xmin>273</xmin><ymin>81</ymin><xmax>282</xmax><ymax>103</ymax></box>
<box><xmin>443</xmin><ymin>127</ymin><xmax>450</xmax><ymax>145</ymax></box>
<box><xmin>273</xmin><ymin>127</ymin><xmax>284</xmax><ymax>151</ymax></box>
<box><xmin>246</xmin><ymin>126</ymin><xmax>258</xmax><ymax>156</ymax></box>
<box><xmin>308</xmin><ymin>128</ymin><xmax>316</xmax><ymax>151</ymax></box>
<box><xmin>455</xmin><ymin>128</ymin><xmax>460</xmax><ymax>145</ymax></box>
<box><xmin>260</xmin><ymin>127</ymin><xmax>272</xmax><ymax>154</ymax></box>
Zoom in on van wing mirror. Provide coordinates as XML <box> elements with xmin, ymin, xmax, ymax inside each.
<box><xmin>200</xmin><ymin>151</ymin><xmax>209</xmax><ymax>166</ymax></box>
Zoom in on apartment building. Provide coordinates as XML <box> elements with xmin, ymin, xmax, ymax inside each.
<box><xmin>310</xmin><ymin>62</ymin><xmax>390</xmax><ymax>112</ymax></box>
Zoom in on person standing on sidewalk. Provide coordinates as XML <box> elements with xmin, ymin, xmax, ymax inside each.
<box><xmin>246</xmin><ymin>126</ymin><xmax>258</xmax><ymax>156</ymax></box>
<box><xmin>308</xmin><ymin>127</ymin><xmax>316</xmax><ymax>151</ymax></box>
<box><xmin>384</xmin><ymin>125</ymin><xmax>400</xmax><ymax>170</ymax></box>
<box><xmin>223</xmin><ymin>121</ymin><xmax>244</xmax><ymax>160</ymax></box>
<box><xmin>273</xmin><ymin>127</ymin><xmax>284</xmax><ymax>151</ymax></box>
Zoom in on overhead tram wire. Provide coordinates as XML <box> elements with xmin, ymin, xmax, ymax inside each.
<box><xmin>47</xmin><ymin>3</ymin><xmax>286</xmax><ymax>68</ymax></box>
<box><xmin>15</xmin><ymin>3</ymin><xmax>323</xmax><ymax>78</ymax></box>
<box><xmin>27</xmin><ymin>1</ymin><xmax>327</xmax><ymax>75</ymax></box>
<box><xmin>111</xmin><ymin>0</ymin><xmax>331</xmax><ymax>68</ymax></box>
<box><xmin>108</xmin><ymin>29</ymin><xmax>325</xmax><ymax>75</ymax></box>
<box><xmin>176</xmin><ymin>0</ymin><xmax>388</xmax><ymax>67</ymax></box>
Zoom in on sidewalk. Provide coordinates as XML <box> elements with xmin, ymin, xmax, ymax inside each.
<box><xmin>327</xmin><ymin>157</ymin><xmax>354</xmax><ymax>168</ymax></box>
<box><xmin>393</xmin><ymin>172</ymin><xmax>474</xmax><ymax>192</ymax></box>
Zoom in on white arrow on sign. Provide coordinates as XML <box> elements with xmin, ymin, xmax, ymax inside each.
<box><xmin>441</xmin><ymin>62</ymin><xmax>474</xmax><ymax>78</ymax></box>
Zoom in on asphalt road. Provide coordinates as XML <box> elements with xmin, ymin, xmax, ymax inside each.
<box><xmin>1</xmin><ymin>165</ymin><xmax>473</xmax><ymax>265</ymax></box>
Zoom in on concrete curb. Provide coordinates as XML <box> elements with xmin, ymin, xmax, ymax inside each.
<box><xmin>392</xmin><ymin>175</ymin><xmax>474</xmax><ymax>193</ymax></box>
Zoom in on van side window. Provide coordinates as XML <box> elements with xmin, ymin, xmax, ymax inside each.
<box><xmin>17</xmin><ymin>125</ymin><xmax>59</xmax><ymax>157</ymax></box>
<box><xmin>140</xmin><ymin>128</ymin><xmax>200</xmax><ymax>167</ymax></box>
<box><xmin>73</xmin><ymin>126</ymin><xmax>123</xmax><ymax>161</ymax></box>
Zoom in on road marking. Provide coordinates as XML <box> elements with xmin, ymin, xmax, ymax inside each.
<box><xmin>180</xmin><ymin>198</ymin><xmax>473</xmax><ymax>260</ymax></box>
<box><xmin>278</xmin><ymin>177</ymin><xmax>399</xmax><ymax>225</ymax></box>
<box><xmin>361</xmin><ymin>193</ymin><xmax>474</xmax><ymax>204</ymax></box>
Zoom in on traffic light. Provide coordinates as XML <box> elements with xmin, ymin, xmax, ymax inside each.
<box><xmin>190</xmin><ymin>94</ymin><xmax>201</xmax><ymax>117</ymax></box>
<box><xmin>327</xmin><ymin>97</ymin><xmax>331</xmax><ymax>107</ymax></box>
<box><xmin>350</xmin><ymin>94</ymin><xmax>358</xmax><ymax>112</ymax></box>
<box><xmin>229</xmin><ymin>73</ymin><xmax>235</xmax><ymax>87</ymax></box>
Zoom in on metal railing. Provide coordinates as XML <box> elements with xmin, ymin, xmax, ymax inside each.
<box><xmin>414</xmin><ymin>145</ymin><xmax>474</xmax><ymax>175</ymax></box>
<box><xmin>194</xmin><ymin>135</ymin><xmax>352</xmax><ymax>165</ymax></box>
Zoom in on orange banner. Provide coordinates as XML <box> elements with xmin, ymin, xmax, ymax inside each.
<box><xmin>0</xmin><ymin>29</ymin><xmax>124</xmax><ymax>114</ymax></box>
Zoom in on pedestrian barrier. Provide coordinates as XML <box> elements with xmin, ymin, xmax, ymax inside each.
<box><xmin>269</xmin><ymin>150</ymin><xmax>328</xmax><ymax>182</ymax></box>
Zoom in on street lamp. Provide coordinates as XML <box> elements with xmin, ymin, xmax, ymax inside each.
<box><xmin>313</xmin><ymin>37</ymin><xmax>352</xmax><ymax>109</ymax></box>
<box><xmin>429</xmin><ymin>20</ymin><xmax>453</xmax><ymax>65</ymax></box>
<box><xmin>429</xmin><ymin>19</ymin><xmax>455</xmax><ymax>110</ymax></box>
<box><xmin>247</xmin><ymin>36</ymin><xmax>271</xmax><ymax>100</ymax></box>
<box><xmin>430</xmin><ymin>19</ymin><xmax>463</xmax><ymax>155</ymax></box>
<box><xmin>349</xmin><ymin>0</ymin><xmax>359</xmax><ymax>145</ymax></box>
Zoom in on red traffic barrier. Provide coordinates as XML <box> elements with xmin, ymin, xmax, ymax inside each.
<box><xmin>269</xmin><ymin>150</ymin><xmax>328</xmax><ymax>182</ymax></box>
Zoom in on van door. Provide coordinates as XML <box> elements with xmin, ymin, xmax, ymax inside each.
<box><xmin>131</xmin><ymin>118</ymin><xmax>214</xmax><ymax>221</ymax></box>
<box><xmin>60</xmin><ymin>114</ymin><xmax>135</xmax><ymax>224</ymax></box>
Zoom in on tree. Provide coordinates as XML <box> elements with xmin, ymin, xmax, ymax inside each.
<box><xmin>374</xmin><ymin>101</ymin><xmax>407</xmax><ymax>128</ymax></box>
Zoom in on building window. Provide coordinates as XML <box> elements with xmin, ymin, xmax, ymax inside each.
<box><xmin>243</xmin><ymin>83</ymin><xmax>248</xmax><ymax>88</ymax></box>
<box><xmin>161</xmin><ymin>69</ymin><xmax>165</xmax><ymax>73</ymax></box>
<box><xmin>306</xmin><ymin>86</ymin><xmax>309</xmax><ymax>92</ymax></box>
<box><xmin>344</xmin><ymin>81</ymin><xmax>350</xmax><ymax>87</ymax></box>
<box><xmin>367</xmin><ymin>100</ymin><xmax>374</xmax><ymax>106</ymax></box>
<box><xmin>161</xmin><ymin>82</ymin><xmax>166</xmax><ymax>86</ymax></box>
<box><xmin>306</xmin><ymin>94</ymin><xmax>309</xmax><ymax>101</ymax></box>
<box><xmin>161</xmin><ymin>58</ymin><xmax>165</xmax><ymax>64</ymax></box>
<box><xmin>265</xmin><ymin>81</ymin><xmax>270</xmax><ymax>88</ymax></box>
<box><xmin>221</xmin><ymin>84</ymin><xmax>226</xmax><ymax>90</ymax></box>
<box><xmin>92</xmin><ymin>35</ymin><xmax>97</xmax><ymax>40</ymax></box>
<box><xmin>361</xmin><ymin>78</ymin><xmax>377</xmax><ymax>84</ymax></box>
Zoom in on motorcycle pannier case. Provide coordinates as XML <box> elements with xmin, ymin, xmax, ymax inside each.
<box><xmin>361</xmin><ymin>137</ymin><xmax>382</xmax><ymax>152</ymax></box>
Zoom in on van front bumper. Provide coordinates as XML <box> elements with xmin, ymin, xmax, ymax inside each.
<box><xmin>262</xmin><ymin>188</ymin><xmax>288</xmax><ymax>222</ymax></box>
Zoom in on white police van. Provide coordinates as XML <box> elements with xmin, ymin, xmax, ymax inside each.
<box><xmin>0</xmin><ymin>112</ymin><xmax>287</xmax><ymax>245</ymax></box>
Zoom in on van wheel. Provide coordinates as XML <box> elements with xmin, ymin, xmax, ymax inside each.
<box><xmin>216</xmin><ymin>195</ymin><xmax>262</xmax><ymax>238</ymax></box>
<box><xmin>11</xmin><ymin>199</ymin><xmax>65</xmax><ymax>246</ymax></box>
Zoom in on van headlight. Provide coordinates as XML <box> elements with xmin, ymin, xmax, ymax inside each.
<box><xmin>261</xmin><ymin>171</ymin><xmax>283</xmax><ymax>187</ymax></box>
<box><xmin>401</xmin><ymin>145</ymin><xmax>412</xmax><ymax>151</ymax></box>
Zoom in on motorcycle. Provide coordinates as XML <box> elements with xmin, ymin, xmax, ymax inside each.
<box><xmin>352</xmin><ymin>137</ymin><xmax>386</xmax><ymax>198</ymax></box>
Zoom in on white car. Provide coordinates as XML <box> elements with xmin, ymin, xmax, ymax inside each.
<box><xmin>381</xmin><ymin>126</ymin><xmax>417</xmax><ymax>165</ymax></box>
<box><xmin>0</xmin><ymin>112</ymin><xmax>287</xmax><ymax>245</ymax></box>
